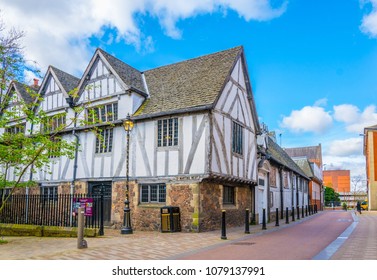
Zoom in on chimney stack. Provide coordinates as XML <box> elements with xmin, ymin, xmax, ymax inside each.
<box><xmin>33</xmin><ymin>78</ymin><xmax>39</xmax><ymax>87</ymax></box>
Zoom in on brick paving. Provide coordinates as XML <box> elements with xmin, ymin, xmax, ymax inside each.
<box><xmin>0</xmin><ymin>211</ymin><xmax>376</xmax><ymax>260</ymax></box>
<box><xmin>0</xmin><ymin>214</ymin><xmax>313</xmax><ymax>260</ymax></box>
<box><xmin>330</xmin><ymin>210</ymin><xmax>377</xmax><ymax>260</ymax></box>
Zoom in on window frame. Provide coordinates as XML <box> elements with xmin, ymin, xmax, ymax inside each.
<box><xmin>157</xmin><ymin>118</ymin><xmax>179</xmax><ymax>148</ymax></box>
<box><xmin>139</xmin><ymin>183</ymin><xmax>166</xmax><ymax>204</ymax></box>
<box><xmin>41</xmin><ymin>185</ymin><xmax>58</xmax><ymax>202</ymax></box>
<box><xmin>95</xmin><ymin>128</ymin><xmax>114</xmax><ymax>154</ymax></box>
<box><xmin>232</xmin><ymin>121</ymin><xmax>244</xmax><ymax>156</ymax></box>
<box><xmin>5</xmin><ymin>123</ymin><xmax>26</xmax><ymax>134</ymax></box>
<box><xmin>223</xmin><ymin>186</ymin><xmax>235</xmax><ymax>205</ymax></box>
<box><xmin>87</xmin><ymin>102</ymin><xmax>118</xmax><ymax>124</ymax></box>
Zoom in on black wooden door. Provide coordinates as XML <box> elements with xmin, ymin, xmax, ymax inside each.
<box><xmin>88</xmin><ymin>182</ymin><xmax>112</xmax><ymax>226</ymax></box>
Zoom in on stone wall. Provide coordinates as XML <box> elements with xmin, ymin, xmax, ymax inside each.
<box><xmin>199</xmin><ymin>182</ymin><xmax>252</xmax><ymax>232</ymax></box>
<box><xmin>109</xmin><ymin>180</ymin><xmax>253</xmax><ymax>233</ymax></box>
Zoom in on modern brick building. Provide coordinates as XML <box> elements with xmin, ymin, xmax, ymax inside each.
<box><xmin>363</xmin><ymin>125</ymin><xmax>377</xmax><ymax>210</ymax></box>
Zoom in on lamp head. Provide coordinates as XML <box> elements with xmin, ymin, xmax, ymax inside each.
<box><xmin>123</xmin><ymin>114</ymin><xmax>134</xmax><ymax>132</ymax></box>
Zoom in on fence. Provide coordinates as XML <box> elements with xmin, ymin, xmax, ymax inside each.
<box><xmin>0</xmin><ymin>193</ymin><xmax>104</xmax><ymax>233</ymax></box>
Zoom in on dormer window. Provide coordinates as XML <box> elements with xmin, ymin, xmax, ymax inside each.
<box><xmin>41</xmin><ymin>114</ymin><xmax>66</xmax><ymax>133</ymax></box>
<box><xmin>87</xmin><ymin>102</ymin><xmax>118</xmax><ymax>124</ymax></box>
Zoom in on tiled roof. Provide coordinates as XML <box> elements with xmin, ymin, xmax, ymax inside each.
<box><xmin>292</xmin><ymin>157</ymin><xmax>314</xmax><ymax>178</ymax></box>
<box><xmin>267</xmin><ymin>137</ymin><xmax>309</xmax><ymax>179</ymax></box>
<box><xmin>12</xmin><ymin>81</ymin><xmax>37</xmax><ymax>104</ymax></box>
<box><xmin>50</xmin><ymin>66</ymin><xmax>80</xmax><ymax>94</ymax></box>
<box><xmin>284</xmin><ymin>145</ymin><xmax>322</xmax><ymax>164</ymax></box>
<box><xmin>138</xmin><ymin>46</ymin><xmax>242</xmax><ymax>117</ymax></box>
<box><xmin>98</xmin><ymin>49</ymin><xmax>146</xmax><ymax>94</ymax></box>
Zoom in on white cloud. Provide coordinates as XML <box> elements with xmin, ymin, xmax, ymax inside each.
<box><xmin>334</xmin><ymin>104</ymin><xmax>377</xmax><ymax>133</ymax></box>
<box><xmin>360</xmin><ymin>0</ymin><xmax>377</xmax><ymax>37</ymax></box>
<box><xmin>281</xmin><ymin>106</ymin><xmax>333</xmax><ymax>134</ymax></box>
<box><xmin>313</xmin><ymin>98</ymin><xmax>328</xmax><ymax>107</ymax></box>
<box><xmin>327</xmin><ymin>137</ymin><xmax>363</xmax><ymax>157</ymax></box>
<box><xmin>1</xmin><ymin>0</ymin><xmax>287</xmax><ymax>77</ymax></box>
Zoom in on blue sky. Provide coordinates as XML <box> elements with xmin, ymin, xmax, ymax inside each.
<box><xmin>2</xmin><ymin>0</ymin><xmax>377</xmax><ymax>186</ymax></box>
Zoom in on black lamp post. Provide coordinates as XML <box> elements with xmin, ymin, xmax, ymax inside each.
<box><xmin>121</xmin><ymin>114</ymin><xmax>134</xmax><ymax>234</ymax></box>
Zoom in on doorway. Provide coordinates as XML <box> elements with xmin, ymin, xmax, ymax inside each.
<box><xmin>88</xmin><ymin>181</ymin><xmax>112</xmax><ymax>226</ymax></box>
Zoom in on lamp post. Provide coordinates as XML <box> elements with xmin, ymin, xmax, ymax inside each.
<box><xmin>121</xmin><ymin>114</ymin><xmax>134</xmax><ymax>234</ymax></box>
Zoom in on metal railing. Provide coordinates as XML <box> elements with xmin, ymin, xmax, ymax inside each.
<box><xmin>0</xmin><ymin>194</ymin><xmax>104</xmax><ymax>231</ymax></box>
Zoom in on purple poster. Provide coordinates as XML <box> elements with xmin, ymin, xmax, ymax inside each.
<box><xmin>73</xmin><ymin>198</ymin><xmax>93</xmax><ymax>216</ymax></box>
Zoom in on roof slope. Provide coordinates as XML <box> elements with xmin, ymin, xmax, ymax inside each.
<box><xmin>292</xmin><ymin>157</ymin><xmax>314</xmax><ymax>178</ymax></box>
<box><xmin>12</xmin><ymin>81</ymin><xmax>38</xmax><ymax>104</ymax></box>
<box><xmin>284</xmin><ymin>145</ymin><xmax>321</xmax><ymax>162</ymax></box>
<box><xmin>98</xmin><ymin>49</ymin><xmax>146</xmax><ymax>93</ymax></box>
<box><xmin>139</xmin><ymin>46</ymin><xmax>242</xmax><ymax>117</ymax></box>
<box><xmin>267</xmin><ymin>137</ymin><xmax>309</xmax><ymax>179</ymax></box>
<box><xmin>50</xmin><ymin>66</ymin><xmax>80</xmax><ymax>94</ymax></box>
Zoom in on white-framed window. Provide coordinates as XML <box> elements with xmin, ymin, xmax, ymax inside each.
<box><xmin>87</xmin><ymin>102</ymin><xmax>118</xmax><ymax>124</ymax></box>
<box><xmin>5</xmin><ymin>123</ymin><xmax>25</xmax><ymax>134</ymax></box>
<box><xmin>140</xmin><ymin>183</ymin><xmax>166</xmax><ymax>203</ymax></box>
<box><xmin>157</xmin><ymin>118</ymin><xmax>178</xmax><ymax>147</ymax></box>
<box><xmin>95</xmin><ymin>128</ymin><xmax>113</xmax><ymax>153</ymax></box>
<box><xmin>232</xmin><ymin>121</ymin><xmax>243</xmax><ymax>155</ymax></box>
<box><xmin>41</xmin><ymin>113</ymin><xmax>66</xmax><ymax>133</ymax></box>
<box><xmin>48</xmin><ymin>137</ymin><xmax>62</xmax><ymax>158</ymax></box>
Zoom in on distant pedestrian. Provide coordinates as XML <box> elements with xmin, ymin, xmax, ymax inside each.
<box><xmin>356</xmin><ymin>201</ymin><xmax>362</xmax><ymax>214</ymax></box>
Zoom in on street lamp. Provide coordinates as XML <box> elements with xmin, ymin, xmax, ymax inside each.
<box><xmin>121</xmin><ymin>114</ymin><xmax>134</xmax><ymax>234</ymax></box>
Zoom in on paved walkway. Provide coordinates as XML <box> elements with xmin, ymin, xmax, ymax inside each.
<box><xmin>330</xmin><ymin>210</ymin><xmax>377</xmax><ymax>260</ymax></box>
<box><xmin>0</xmin><ymin>210</ymin><xmax>376</xmax><ymax>260</ymax></box>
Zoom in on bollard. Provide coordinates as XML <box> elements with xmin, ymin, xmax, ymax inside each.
<box><xmin>297</xmin><ymin>206</ymin><xmax>300</xmax><ymax>220</ymax></box>
<box><xmin>285</xmin><ymin>207</ymin><xmax>289</xmax><ymax>224</ymax></box>
<box><xmin>221</xmin><ymin>210</ymin><xmax>227</xmax><ymax>240</ymax></box>
<box><xmin>262</xmin><ymin>209</ymin><xmax>267</xmax><ymax>230</ymax></box>
<box><xmin>302</xmin><ymin>206</ymin><xmax>304</xmax><ymax>218</ymax></box>
<box><xmin>77</xmin><ymin>207</ymin><xmax>88</xmax><ymax>249</ymax></box>
<box><xmin>314</xmin><ymin>204</ymin><xmax>317</xmax><ymax>213</ymax></box>
<box><xmin>275</xmin><ymin>208</ymin><xmax>279</xmax><ymax>227</ymax></box>
<box><xmin>292</xmin><ymin>206</ymin><xmax>295</xmax><ymax>222</ymax></box>
<box><xmin>245</xmin><ymin>209</ymin><xmax>250</xmax><ymax>234</ymax></box>
<box><xmin>306</xmin><ymin>205</ymin><xmax>308</xmax><ymax>216</ymax></box>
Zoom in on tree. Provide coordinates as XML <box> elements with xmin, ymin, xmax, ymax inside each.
<box><xmin>0</xmin><ymin>17</ymin><xmax>82</xmax><ymax>214</ymax></box>
<box><xmin>0</xmin><ymin>13</ymin><xmax>39</xmax><ymax>104</ymax></box>
<box><xmin>324</xmin><ymin>186</ymin><xmax>340</xmax><ymax>206</ymax></box>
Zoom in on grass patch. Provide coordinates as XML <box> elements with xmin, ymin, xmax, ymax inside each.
<box><xmin>0</xmin><ymin>238</ymin><xmax>8</xmax><ymax>245</ymax></box>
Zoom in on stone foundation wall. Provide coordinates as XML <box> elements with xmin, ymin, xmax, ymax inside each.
<box><xmin>108</xmin><ymin>180</ymin><xmax>253</xmax><ymax>233</ymax></box>
<box><xmin>199</xmin><ymin>182</ymin><xmax>252</xmax><ymax>232</ymax></box>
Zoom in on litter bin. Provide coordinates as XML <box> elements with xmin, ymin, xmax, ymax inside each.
<box><xmin>160</xmin><ymin>206</ymin><xmax>181</xmax><ymax>232</ymax></box>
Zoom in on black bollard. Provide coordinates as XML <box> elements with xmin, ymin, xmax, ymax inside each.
<box><xmin>285</xmin><ymin>207</ymin><xmax>289</xmax><ymax>224</ymax></box>
<box><xmin>306</xmin><ymin>205</ymin><xmax>308</xmax><ymax>216</ymax></box>
<box><xmin>221</xmin><ymin>210</ymin><xmax>227</xmax><ymax>240</ymax></box>
<box><xmin>297</xmin><ymin>206</ymin><xmax>300</xmax><ymax>220</ymax></box>
<box><xmin>275</xmin><ymin>208</ymin><xmax>279</xmax><ymax>227</ymax></box>
<box><xmin>292</xmin><ymin>206</ymin><xmax>295</xmax><ymax>222</ymax></box>
<box><xmin>262</xmin><ymin>208</ymin><xmax>267</xmax><ymax>230</ymax></box>
<box><xmin>314</xmin><ymin>204</ymin><xmax>317</xmax><ymax>213</ymax></box>
<box><xmin>302</xmin><ymin>206</ymin><xmax>304</xmax><ymax>218</ymax></box>
<box><xmin>245</xmin><ymin>209</ymin><xmax>250</xmax><ymax>234</ymax></box>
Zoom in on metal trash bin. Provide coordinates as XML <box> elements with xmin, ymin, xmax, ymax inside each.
<box><xmin>160</xmin><ymin>206</ymin><xmax>181</xmax><ymax>232</ymax></box>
